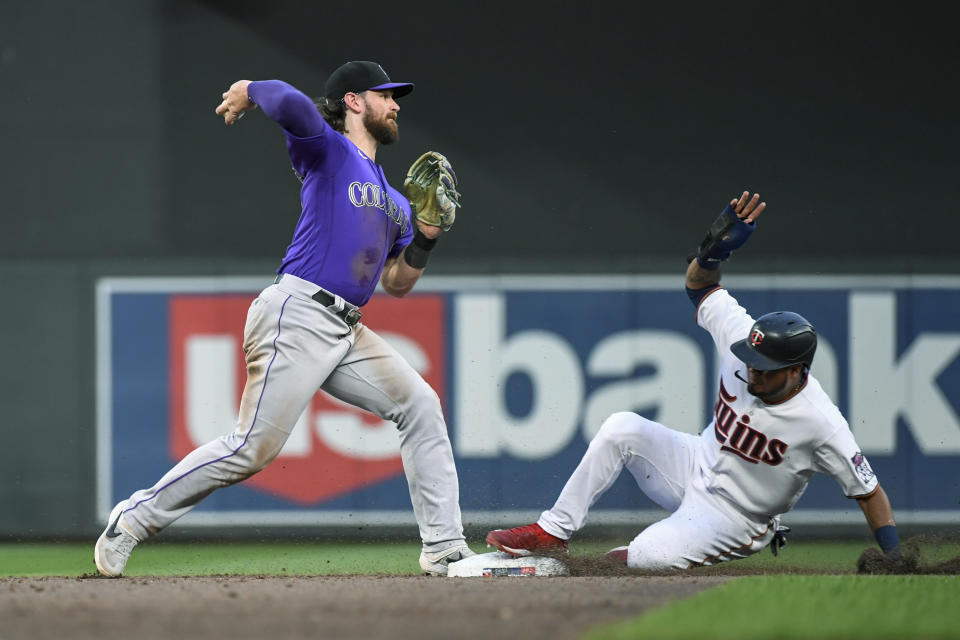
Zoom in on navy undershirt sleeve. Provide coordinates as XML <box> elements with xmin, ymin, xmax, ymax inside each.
<box><xmin>247</xmin><ymin>80</ymin><xmax>326</xmax><ymax>138</ymax></box>
<box><xmin>686</xmin><ymin>285</ymin><xmax>719</xmax><ymax>308</ymax></box>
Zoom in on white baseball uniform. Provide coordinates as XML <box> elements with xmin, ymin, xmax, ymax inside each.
<box><xmin>538</xmin><ymin>287</ymin><xmax>879</xmax><ymax>570</ymax></box>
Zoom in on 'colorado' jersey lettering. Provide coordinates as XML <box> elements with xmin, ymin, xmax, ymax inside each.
<box><xmin>696</xmin><ymin>288</ymin><xmax>878</xmax><ymax>518</ymax></box>
<box><xmin>279</xmin><ymin>123</ymin><xmax>413</xmax><ymax>306</ymax></box>
<box><xmin>346</xmin><ymin>181</ymin><xmax>410</xmax><ymax>233</ymax></box>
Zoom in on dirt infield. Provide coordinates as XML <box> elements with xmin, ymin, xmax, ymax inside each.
<box><xmin>7</xmin><ymin>538</ymin><xmax>956</xmax><ymax>640</ymax></box>
<box><xmin>1</xmin><ymin>574</ymin><xmax>727</xmax><ymax>640</ymax></box>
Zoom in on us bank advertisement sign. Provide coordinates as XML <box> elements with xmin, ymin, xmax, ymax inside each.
<box><xmin>96</xmin><ymin>276</ymin><xmax>960</xmax><ymax>527</ymax></box>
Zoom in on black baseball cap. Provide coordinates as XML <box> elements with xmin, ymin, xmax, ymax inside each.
<box><xmin>323</xmin><ymin>61</ymin><xmax>414</xmax><ymax>101</ymax></box>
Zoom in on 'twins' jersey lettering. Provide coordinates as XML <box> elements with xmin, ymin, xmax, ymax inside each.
<box><xmin>347</xmin><ymin>181</ymin><xmax>410</xmax><ymax>236</ymax></box>
<box><xmin>713</xmin><ymin>378</ymin><xmax>788</xmax><ymax>466</ymax></box>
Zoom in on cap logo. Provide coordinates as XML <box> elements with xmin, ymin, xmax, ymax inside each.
<box><xmin>750</xmin><ymin>328</ymin><xmax>765</xmax><ymax>346</ymax></box>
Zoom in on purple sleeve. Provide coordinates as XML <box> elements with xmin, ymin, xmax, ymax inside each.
<box><xmin>388</xmin><ymin>201</ymin><xmax>415</xmax><ymax>258</ymax></box>
<box><xmin>247</xmin><ymin>80</ymin><xmax>325</xmax><ymax>138</ymax></box>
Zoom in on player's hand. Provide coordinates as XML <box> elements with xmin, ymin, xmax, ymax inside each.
<box><xmin>216</xmin><ymin>80</ymin><xmax>257</xmax><ymax>125</ymax></box>
<box><xmin>691</xmin><ymin>191</ymin><xmax>761</xmax><ymax>269</ymax></box>
<box><xmin>730</xmin><ymin>191</ymin><xmax>766</xmax><ymax>224</ymax></box>
<box><xmin>415</xmin><ymin>220</ymin><xmax>443</xmax><ymax>239</ymax></box>
<box><xmin>769</xmin><ymin>525</ymin><xmax>790</xmax><ymax>556</ymax></box>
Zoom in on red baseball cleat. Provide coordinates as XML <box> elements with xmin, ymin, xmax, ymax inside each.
<box><xmin>605</xmin><ymin>546</ymin><xmax>628</xmax><ymax>564</ymax></box>
<box><xmin>485</xmin><ymin>523</ymin><xmax>569</xmax><ymax>556</ymax></box>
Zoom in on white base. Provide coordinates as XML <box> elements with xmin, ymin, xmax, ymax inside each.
<box><xmin>446</xmin><ymin>551</ymin><xmax>570</xmax><ymax>578</ymax></box>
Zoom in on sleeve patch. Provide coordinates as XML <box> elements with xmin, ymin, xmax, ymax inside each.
<box><xmin>850</xmin><ymin>452</ymin><xmax>876</xmax><ymax>484</ymax></box>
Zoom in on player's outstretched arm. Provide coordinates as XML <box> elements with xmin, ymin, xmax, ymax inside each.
<box><xmin>856</xmin><ymin>485</ymin><xmax>901</xmax><ymax>557</ymax></box>
<box><xmin>685</xmin><ymin>258</ymin><xmax>722</xmax><ymax>290</ymax></box>
<box><xmin>380</xmin><ymin>256</ymin><xmax>422</xmax><ymax>298</ymax></box>
<box><xmin>380</xmin><ymin>221</ymin><xmax>443</xmax><ymax>297</ymax></box>
<box><xmin>216</xmin><ymin>79</ymin><xmax>325</xmax><ymax>138</ymax></box>
<box><xmin>854</xmin><ymin>485</ymin><xmax>914</xmax><ymax>573</ymax></box>
<box><xmin>685</xmin><ymin>191</ymin><xmax>766</xmax><ymax>290</ymax></box>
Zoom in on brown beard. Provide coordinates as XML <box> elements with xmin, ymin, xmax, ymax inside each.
<box><xmin>363</xmin><ymin>110</ymin><xmax>398</xmax><ymax>145</ymax></box>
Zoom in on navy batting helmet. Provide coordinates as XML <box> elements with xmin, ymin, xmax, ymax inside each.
<box><xmin>730</xmin><ymin>311</ymin><xmax>817</xmax><ymax>371</ymax></box>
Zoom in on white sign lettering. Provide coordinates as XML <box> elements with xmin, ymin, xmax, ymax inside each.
<box><xmin>850</xmin><ymin>292</ymin><xmax>960</xmax><ymax>454</ymax></box>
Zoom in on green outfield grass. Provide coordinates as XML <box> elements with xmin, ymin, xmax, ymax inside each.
<box><xmin>585</xmin><ymin>575</ymin><xmax>960</xmax><ymax>640</ymax></box>
<box><xmin>2</xmin><ymin>540</ymin><xmax>429</xmax><ymax>577</ymax></box>
<box><xmin>2</xmin><ymin>538</ymin><xmax>957</xmax><ymax>577</ymax></box>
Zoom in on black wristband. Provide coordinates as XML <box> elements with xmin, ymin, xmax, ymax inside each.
<box><xmin>403</xmin><ymin>228</ymin><xmax>437</xmax><ymax>269</ymax></box>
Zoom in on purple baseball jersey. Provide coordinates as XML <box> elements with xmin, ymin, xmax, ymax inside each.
<box><xmin>248</xmin><ymin>80</ymin><xmax>413</xmax><ymax>307</ymax></box>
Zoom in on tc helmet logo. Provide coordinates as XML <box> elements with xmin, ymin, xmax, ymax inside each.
<box><xmin>750</xmin><ymin>328</ymin><xmax>765</xmax><ymax>346</ymax></box>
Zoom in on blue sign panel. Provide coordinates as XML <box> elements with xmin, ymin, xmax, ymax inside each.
<box><xmin>96</xmin><ymin>276</ymin><xmax>960</xmax><ymax>527</ymax></box>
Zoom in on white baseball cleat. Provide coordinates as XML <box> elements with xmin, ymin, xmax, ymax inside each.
<box><xmin>94</xmin><ymin>503</ymin><xmax>141</xmax><ymax>577</ymax></box>
<box><xmin>419</xmin><ymin>544</ymin><xmax>476</xmax><ymax>576</ymax></box>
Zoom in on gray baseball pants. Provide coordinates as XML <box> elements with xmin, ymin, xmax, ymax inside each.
<box><xmin>117</xmin><ymin>274</ymin><xmax>466</xmax><ymax>552</ymax></box>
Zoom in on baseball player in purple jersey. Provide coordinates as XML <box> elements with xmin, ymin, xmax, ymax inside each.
<box><xmin>95</xmin><ymin>61</ymin><xmax>473</xmax><ymax>576</ymax></box>
<box><xmin>487</xmin><ymin>192</ymin><xmax>903</xmax><ymax>570</ymax></box>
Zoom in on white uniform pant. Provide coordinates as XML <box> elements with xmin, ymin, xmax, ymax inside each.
<box><xmin>538</xmin><ymin>412</ymin><xmax>776</xmax><ymax>569</ymax></box>
<box><xmin>118</xmin><ymin>275</ymin><xmax>465</xmax><ymax>552</ymax></box>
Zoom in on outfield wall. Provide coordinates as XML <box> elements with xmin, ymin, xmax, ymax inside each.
<box><xmin>2</xmin><ymin>1</ymin><xmax>958</xmax><ymax>541</ymax></box>
<box><xmin>95</xmin><ymin>274</ymin><xmax>960</xmax><ymax>533</ymax></box>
